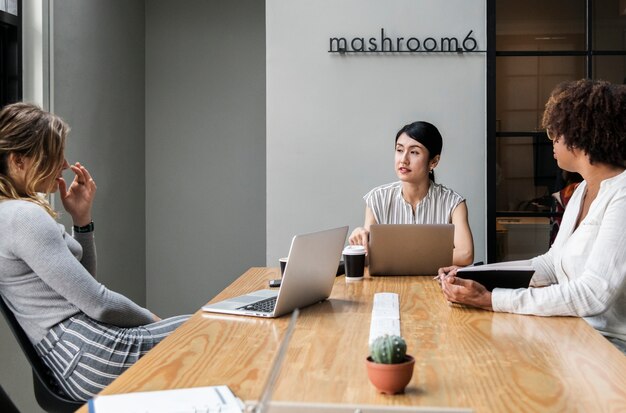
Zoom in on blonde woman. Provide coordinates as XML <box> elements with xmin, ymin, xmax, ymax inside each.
<box><xmin>0</xmin><ymin>103</ymin><xmax>189</xmax><ymax>401</ymax></box>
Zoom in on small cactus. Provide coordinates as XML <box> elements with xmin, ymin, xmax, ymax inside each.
<box><xmin>370</xmin><ymin>335</ymin><xmax>407</xmax><ymax>364</ymax></box>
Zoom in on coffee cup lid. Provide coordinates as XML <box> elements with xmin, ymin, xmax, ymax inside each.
<box><xmin>342</xmin><ymin>245</ymin><xmax>366</xmax><ymax>255</ymax></box>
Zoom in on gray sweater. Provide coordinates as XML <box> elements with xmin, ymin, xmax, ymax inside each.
<box><xmin>0</xmin><ymin>200</ymin><xmax>154</xmax><ymax>344</ymax></box>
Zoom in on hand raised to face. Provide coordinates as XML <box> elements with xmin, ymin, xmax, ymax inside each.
<box><xmin>58</xmin><ymin>162</ymin><xmax>97</xmax><ymax>227</ymax></box>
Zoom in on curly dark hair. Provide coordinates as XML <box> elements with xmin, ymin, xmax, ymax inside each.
<box><xmin>542</xmin><ymin>79</ymin><xmax>626</xmax><ymax>167</ymax></box>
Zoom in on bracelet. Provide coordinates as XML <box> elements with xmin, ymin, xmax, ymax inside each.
<box><xmin>73</xmin><ymin>221</ymin><xmax>94</xmax><ymax>233</ymax></box>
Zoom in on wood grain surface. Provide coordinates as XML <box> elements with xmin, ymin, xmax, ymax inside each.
<box><xmin>76</xmin><ymin>268</ymin><xmax>626</xmax><ymax>412</ymax></box>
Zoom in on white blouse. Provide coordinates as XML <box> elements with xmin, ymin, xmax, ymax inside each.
<box><xmin>492</xmin><ymin>170</ymin><xmax>626</xmax><ymax>341</ymax></box>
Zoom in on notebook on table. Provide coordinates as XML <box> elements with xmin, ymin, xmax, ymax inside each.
<box><xmin>202</xmin><ymin>226</ymin><xmax>348</xmax><ymax>318</ymax></box>
<box><xmin>456</xmin><ymin>264</ymin><xmax>535</xmax><ymax>291</ymax></box>
<box><xmin>368</xmin><ymin>224</ymin><xmax>454</xmax><ymax>276</ymax></box>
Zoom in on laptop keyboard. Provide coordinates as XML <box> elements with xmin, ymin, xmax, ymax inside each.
<box><xmin>238</xmin><ymin>296</ymin><xmax>277</xmax><ymax>313</ymax></box>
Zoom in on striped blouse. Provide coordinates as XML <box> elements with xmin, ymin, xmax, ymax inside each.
<box><xmin>364</xmin><ymin>181</ymin><xmax>464</xmax><ymax>224</ymax></box>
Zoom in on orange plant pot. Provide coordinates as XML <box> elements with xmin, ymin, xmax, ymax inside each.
<box><xmin>365</xmin><ymin>355</ymin><xmax>415</xmax><ymax>395</ymax></box>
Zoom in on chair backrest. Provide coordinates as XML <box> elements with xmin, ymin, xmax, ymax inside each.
<box><xmin>0</xmin><ymin>297</ymin><xmax>83</xmax><ymax>413</ymax></box>
<box><xmin>0</xmin><ymin>384</ymin><xmax>19</xmax><ymax>413</ymax></box>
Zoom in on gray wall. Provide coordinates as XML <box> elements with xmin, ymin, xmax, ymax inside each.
<box><xmin>53</xmin><ymin>0</ymin><xmax>147</xmax><ymax>305</ymax></box>
<box><xmin>266</xmin><ymin>0</ymin><xmax>487</xmax><ymax>265</ymax></box>
<box><xmin>145</xmin><ymin>0</ymin><xmax>266</xmax><ymax>316</ymax></box>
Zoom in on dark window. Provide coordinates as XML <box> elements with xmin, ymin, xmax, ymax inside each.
<box><xmin>487</xmin><ymin>0</ymin><xmax>626</xmax><ymax>262</ymax></box>
<box><xmin>0</xmin><ymin>2</ymin><xmax>22</xmax><ymax>108</ymax></box>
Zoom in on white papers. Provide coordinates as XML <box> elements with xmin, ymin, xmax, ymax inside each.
<box><xmin>369</xmin><ymin>292</ymin><xmax>400</xmax><ymax>344</ymax></box>
<box><xmin>88</xmin><ymin>385</ymin><xmax>245</xmax><ymax>413</ymax></box>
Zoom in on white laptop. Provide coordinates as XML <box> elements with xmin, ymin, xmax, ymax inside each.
<box><xmin>202</xmin><ymin>226</ymin><xmax>348</xmax><ymax>318</ymax></box>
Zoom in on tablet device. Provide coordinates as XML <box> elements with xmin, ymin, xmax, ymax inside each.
<box><xmin>456</xmin><ymin>265</ymin><xmax>535</xmax><ymax>291</ymax></box>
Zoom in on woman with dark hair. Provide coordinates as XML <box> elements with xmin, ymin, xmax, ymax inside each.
<box><xmin>438</xmin><ymin>79</ymin><xmax>626</xmax><ymax>354</ymax></box>
<box><xmin>0</xmin><ymin>103</ymin><xmax>189</xmax><ymax>401</ymax></box>
<box><xmin>349</xmin><ymin>121</ymin><xmax>474</xmax><ymax>266</ymax></box>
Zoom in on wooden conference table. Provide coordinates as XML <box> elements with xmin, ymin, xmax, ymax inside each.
<box><xmin>78</xmin><ymin>267</ymin><xmax>626</xmax><ymax>412</ymax></box>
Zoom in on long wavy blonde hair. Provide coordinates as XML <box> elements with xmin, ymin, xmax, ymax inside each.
<box><xmin>0</xmin><ymin>102</ymin><xmax>69</xmax><ymax>217</ymax></box>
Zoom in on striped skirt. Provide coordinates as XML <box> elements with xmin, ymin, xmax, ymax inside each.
<box><xmin>34</xmin><ymin>313</ymin><xmax>189</xmax><ymax>401</ymax></box>
<box><xmin>607</xmin><ymin>336</ymin><xmax>626</xmax><ymax>355</ymax></box>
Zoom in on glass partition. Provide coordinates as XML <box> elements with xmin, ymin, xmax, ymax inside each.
<box><xmin>488</xmin><ymin>0</ymin><xmax>626</xmax><ymax>262</ymax></box>
<box><xmin>495</xmin><ymin>56</ymin><xmax>585</xmax><ymax>132</ymax></box>
<box><xmin>496</xmin><ymin>0</ymin><xmax>586</xmax><ymax>51</ymax></box>
<box><xmin>594</xmin><ymin>0</ymin><xmax>626</xmax><ymax>50</ymax></box>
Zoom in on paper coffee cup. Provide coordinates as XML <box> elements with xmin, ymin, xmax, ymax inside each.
<box><xmin>342</xmin><ymin>245</ymin><xmax>366</xmax><ymax>280</ymax></box>
<box><xmin>279</xmin><ymin>257</ymin><xmax>288</xmax><ymax>276</ymax></box>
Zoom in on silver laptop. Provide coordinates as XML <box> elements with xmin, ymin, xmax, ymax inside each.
<box><xmin>368</xmin><ymin>224</ymin><xmax>454</xmax><ymax>276</ymax></box>
<box><xmin>202</xmin><ymin>226</ymin><xmax>348</xmax><ymax>317</ymax></box>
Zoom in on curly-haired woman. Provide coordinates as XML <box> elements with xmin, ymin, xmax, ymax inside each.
<box><xmin>438</xmin><ymin>79</ymin><xmax>626</xmax><ymax>354</ymax></box>
<box><xmin>0</xmin><ymin>103</ymin><xmax>189</xmax><ymax>400</ymax></box>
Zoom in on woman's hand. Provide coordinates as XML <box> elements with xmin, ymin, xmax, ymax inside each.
<box><xmin>440</xmin><ymin>273</ymin><xmax>493</xmax><ymax>311</ymax></box>
<box><xmin>58</xmin><ymin>162</ymin><xmax>97</xmax><ymax>226</ymax></box>
<box><xmin>349</xmin><ymin>207</ymin><xmax>376</xmax><ymax>254</ymax></box>
<box><xmin>349</xmin><ymin>227</ymin><xmax>370</xmax><ymax>253</ymax></box>
<box><xmin>437</xmin><ymin>265</ymin><xmax>460</xmax><ymax>279</ymax></box>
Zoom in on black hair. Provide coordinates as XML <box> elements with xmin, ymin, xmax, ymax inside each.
<box><xmin>395</xmin><ymin>121</ymin><xmax>443</xmax><ymax>182</ymax></box>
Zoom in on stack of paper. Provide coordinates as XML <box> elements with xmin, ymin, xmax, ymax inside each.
<box><xmin>88</xmin><ymin>385</ymin><xmax>245</xmax><ymax>413</ymax></box>
<box><xmin>368</xmin><ymin>292</ymin><xmax>400</xmax><ymax>344</ymax></box>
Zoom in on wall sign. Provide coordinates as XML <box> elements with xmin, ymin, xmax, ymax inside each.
<box><xmin>329</xmin><ymin>28</ymin><xmax>482</xmax><ymax>54</ymax></box>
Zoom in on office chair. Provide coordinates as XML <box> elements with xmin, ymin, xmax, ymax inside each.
<box><xmin>0</xmin><ymin>384</ymin><xmax>20</xmax><ymax>413</ymax></box>
<box><xmin>0</xmin><ymin>298</ymin><xmax>83</xmax><ymax>413</ymax></box>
